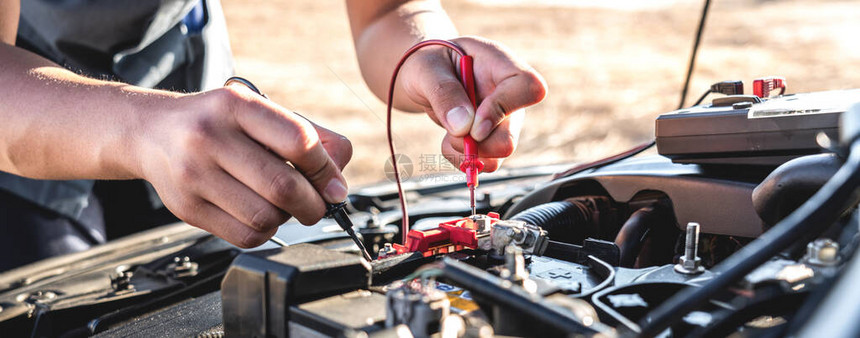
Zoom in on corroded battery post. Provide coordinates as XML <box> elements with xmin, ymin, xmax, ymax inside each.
<box><xmin>486</xmin><ymin>220</ymin><xmax>549</xmax><ymax>256</ymax></box>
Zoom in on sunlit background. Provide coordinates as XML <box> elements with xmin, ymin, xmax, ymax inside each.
<box><xmin>222</xmin><ymin>0</ymin><xmax>859</xmax><ymax>186</ymax></box>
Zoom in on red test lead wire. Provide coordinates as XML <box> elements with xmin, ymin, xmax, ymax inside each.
<box><xmin>386</xmin><ymin>40</ymin><xmax>485</xmax><ymax>244</ymax></box>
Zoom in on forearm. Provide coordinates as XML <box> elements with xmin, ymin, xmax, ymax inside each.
<box><xmin>347</xmin><ymin>0</ymin><xmax>458</xmax><ymax>112</ymax></box>
<box><xmin>0</xmin><ymin>43</ymin><xmax>178</xmax><ymax>180</ymax></box>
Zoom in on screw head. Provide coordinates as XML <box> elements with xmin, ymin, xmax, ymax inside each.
<box><xmin>19</xmin><ymin>290</ymin><xmax>57</xmax><ymax>304</ymax></box>
<box><xmin>169</xmin><ymin>256</ymin><xmax>199</xmax><ymax>278</ymax></box>
<box><xmin>805</xmin><ymin>239</ymin><xmax>840</xmax><ymax>266</ymax></box>
<box><xmin>111</xmin><ymin>270</ymin><xmax>134</xmax><ymax>291</ymax></box>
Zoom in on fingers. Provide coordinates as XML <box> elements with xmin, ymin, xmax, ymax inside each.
<box><xmin>471</xmin><ymin>70</ymin><xmax>546</xmax><ymax>141</ymax></box>
<box><xmin>195</xmin><ymin>168</ymin><xmax>293</xmax><ymax>229</ymax></box>
<box><xmin>406</xmin><ymin>49</ymin><xmax>476</xmax><ymax>137</ymax></box>
<box><xmin>442</xmin><ymin>138</ymin><xmax>505</xmax><ymax>173</ymax></box>
<box><xmin>225</xmin><ymin>86</ymin><xmax>349</xmax><ymax>203</ymax></box>
<box><xmin>442</xmin><ymin>109</ymin><xmax>525</xmax><ymax>172</ymax></box>
<box><xmin>145</xmin><ymin>86</ymin><xmax>357</xmax><ymax>250</ymax></box>
<box><xmin>183</xmin><ymin>198</ymin><xmax>279</xmax><ymax>248</ymax></box>
<box><xmin>444</xmin><ymin>109</ymin><xmax>524</xmax><ymax>170</ymax></box>
<box><xmin>400</xmin><ymin>37</ymin><xmax>546</xmax><ymax>171</ymax></box>
<box><xmin>312</xmin><ymin>123</ymin><xmax>353</xmax><ymax>170</ymax></box>
<box><xmin>211</xmin><ymin>131</ymin><xmax>327</xmax><ymax>225</ymax></box>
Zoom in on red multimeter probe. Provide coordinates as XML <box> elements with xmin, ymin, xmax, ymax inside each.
<box><xmin>386</xmin><ymin>40</ymin><xmax>486</xmax><ymax>244</ymax></box>
<box><xmin>458</xmin><ymin>54</ymin><xmax>484</xmax><ymax>216</ymax></box>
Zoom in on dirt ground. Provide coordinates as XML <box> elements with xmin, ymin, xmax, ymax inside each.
<box><xmin>221</xmin><ymin>0</ymin><xmax>860</xmax><ymax>186</ymax></box>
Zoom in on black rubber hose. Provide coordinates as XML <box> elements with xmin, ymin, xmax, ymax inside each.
<box><xmin>639</xmin><ymin>141</ymin><xmax>860</xmax><ymax>337</ymax></box>
<box><xmin>614</xmin><ymin>206</ymin><xmax>669</xmax><ymax>268</ymax></box>
<box><xmin>752</xmin><ymin>153</ymin><xmax>842</xmax><ymax>226</ymax></box>
<box><xmin>510</xmin><ymin>200</ymin><xmax>595</xmax><ymax>244</ymax></box>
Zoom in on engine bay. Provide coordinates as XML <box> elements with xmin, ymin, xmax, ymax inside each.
<box><xmin>215</xmin><ymin>88</ymin><xmax>860</xmax><ymax>337</ymax></box>
<box><xmin>1</xmin><ymin>89</ymin><xmax>859</xmax><ymax>337</ymax></box>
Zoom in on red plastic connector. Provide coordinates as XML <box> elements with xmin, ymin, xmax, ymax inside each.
<box><xmin>753</xmin><ymin>76</ymin><xmax>787</xmax><ymax>98</ymax></box>
<box><xmin>386</xmin><ymin>212</ymin><xmax>500</xmax><ymax>257</ymax></box>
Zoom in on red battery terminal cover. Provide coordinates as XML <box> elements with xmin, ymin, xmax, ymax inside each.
<box><xmin>753</xmin><ymin>76</ymin><xmax>787</xmax><ymax>98</ymax></box>
<box><xmin>384</xmin><ymin>212</ymin><xmax>500</xmax><ymax>258</ymax></box>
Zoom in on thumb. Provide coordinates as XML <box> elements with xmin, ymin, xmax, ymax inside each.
<box><xmin>416</xmin><ymin>74</ymin><xmax>475</xmax><ymax>137</ymax></box>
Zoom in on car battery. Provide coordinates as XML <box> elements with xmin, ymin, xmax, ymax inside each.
<box><xmin>656</xmin><ymin>89</ymin><xmax>860</xmax><ymax>166</ymax></box>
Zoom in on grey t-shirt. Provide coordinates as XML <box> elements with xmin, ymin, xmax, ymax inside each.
<box><xmin>2</xmin><ymin>0</ymin><xmax>234</xmax><ymax>220</ymax></box>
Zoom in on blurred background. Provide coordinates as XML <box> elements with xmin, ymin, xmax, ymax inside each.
<box><xmin>221</xmin><ymin>0</ymin><xmax>859</xmax><ymax>186</ymax></box>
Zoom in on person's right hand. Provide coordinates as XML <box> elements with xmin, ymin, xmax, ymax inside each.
<box><xmin>132</xmin><ymin>84</ymin><xmax>352</xmax><ymax>248</ymax></box>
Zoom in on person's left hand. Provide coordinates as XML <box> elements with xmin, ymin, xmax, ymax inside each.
<box><xmin>397</xmin><ymin>36</ymin><xmax>547</xmax><ymax>172</ymax></box>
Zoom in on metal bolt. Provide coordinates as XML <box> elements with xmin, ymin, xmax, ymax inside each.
<box><xmin>507</xmin><ymin>227</ymin><xmax>525</xmax><ymax>242</ymax></box>
<box><xmin>111</xmin><ymin>270</ymin><xmax>134</xmax><ymax>291</ymax></box>
<box><xmin>675</xmin><ymin>222</ymin><xmax>705</xmax><ymax>275</ymax></box>
<box><xmin>502</xmin><ymin>246</ymin><xmax>537</xmax><ymax>293</ymax></box>
<box><xmin>25</xmin><ymin>290</ymin><xmax>57</xmax><ymax>304</ymax></box>
<box><xmin>805</xmin><ymin>239</ymin><xmax>840</xmax><ymax>266</ymax></box>
<box><xmin>383</xmin><ymin>243</ymin><xmax>395</xmax><ymax>254</ymax></box>
<box><xmin>169</xmin><ymin>256</ymin><xmax>199</xmax><ymax>278</ymax></box>
<box><xmin>502</xmin><ymin>246</ymin><xmax>527</xmax><ymax>282</ymax></box>
<box><xmin>366</xmin><ymin>211</ymin><xmax>382</xmax><ymax>229</ymax></box>
<box><xmin>684</xmin><ymin>223</ymin><xmax>699</xmax><ymax>258</ymax></box>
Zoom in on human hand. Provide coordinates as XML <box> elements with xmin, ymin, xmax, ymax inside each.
<box><xmin>397</xmin><ymin>36</ymin><xmax>547</xmax><ymax>171</ymax></box>
<box><xmin>133</xmin><ymin>85</ymin><xmax>352</xmax><ymax>248</ymax></box>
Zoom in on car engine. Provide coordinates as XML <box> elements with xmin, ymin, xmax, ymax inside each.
<box><xmin>1</xmin><ymin>87</ymin><xmax>859</xmax><ymax>337</ymax></box>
